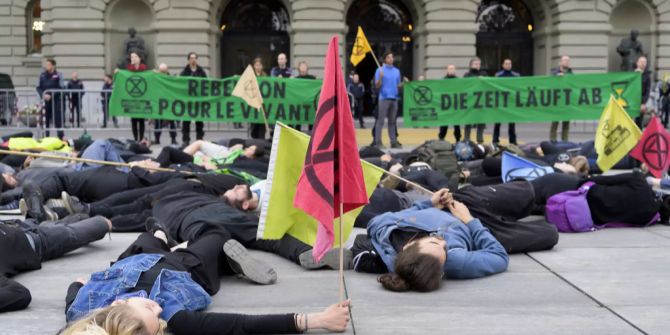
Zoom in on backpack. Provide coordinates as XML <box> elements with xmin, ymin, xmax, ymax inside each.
<box><xmin>404</xmin><ymin>140</ymin><xmax>460</xmax><ymax>190</ymax></box>
<box><xmin>545</xmin><ymin>182</ymin><xmax>596</xmax><ymax>232</ymax></box>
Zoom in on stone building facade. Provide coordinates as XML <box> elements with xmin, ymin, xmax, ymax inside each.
<box><xmin>0</xmin><ymin>0</ymin><xmax>666</xmax><ymax>88</ymax></box>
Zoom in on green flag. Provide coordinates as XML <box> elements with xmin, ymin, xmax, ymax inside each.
<box><xmin>257</xmin><ymin>123</ymin><xmax>384</xmax><ymax>246</ymax></box>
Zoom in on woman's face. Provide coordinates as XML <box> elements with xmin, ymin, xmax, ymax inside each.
<box><xmin>405</xmin><ymin>236</ymin><xmax>447</xmax><ymax>264</ymax></box>
<box><xmin>243</xmin><ymin>145</ymin><xmax>257</xmax><ymax>158</ymax></box>
<box><xmin>113</xmin><ymin>297</ymin><xmax>162</xmax><ymax>335</ymax></box>
<box><xmin>254</xmin><ymin>61</ymin><xmax>263</xmax><ymax>73</ymax></box>
<box><xmin>130</xmin><ymin>53</ymin><xmax>141</xmax><ymax>66</ymax></box>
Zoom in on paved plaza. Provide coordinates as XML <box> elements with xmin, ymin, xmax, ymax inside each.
<box><xmin>1</xmin><ymin>123</ymin><xmax>668</xmax><ymax>334</ymax></box>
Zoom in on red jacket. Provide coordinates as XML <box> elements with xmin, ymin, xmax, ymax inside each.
<box><xmin>126</xmin><ymin>63</ymin><xmax>147</xmax><ymax>72</ymax></box>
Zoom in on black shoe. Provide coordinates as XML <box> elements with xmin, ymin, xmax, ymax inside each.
<box><xmin>391</xmin><ymin>141</ymin><xmax>402</xmax><ymax>149</ymax></box>
<box><xmin>224</xmin><ymin>239</ymin><xmax>277</xmax><ymax>285</ymax></box>
<box><xmin>171</xmin><ymin>138</ymin><xmax>178</xmax><ymax>145</ymax></box>
<box><xmin>22</xmin><ymin>182</ymin><xmax>48</xmax><ymax>222</ymax></box>
<box><xmin>144</xmin><ymin>217</ymin><xmax>176</xmax><ymax>247</ymax></box>
<box><xmin>299</xmin><ymin>248</ymin><xmax>353</xmax><ymax>270</ymax></box>
<box><xmin>61</xmin><ymin>192</ymin><xmax>89</xmax><ymax>215</ymax></box>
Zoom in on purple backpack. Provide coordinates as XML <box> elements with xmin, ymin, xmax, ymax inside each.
<box><xmin>545</xmin><ymin>182</ymin><xmax>596</xmax><ymax>232</ymax></box>
<box><xmin>546</xmin><ymin>182</ymin><xmax>660</xmax><ymax>233</ymax></box>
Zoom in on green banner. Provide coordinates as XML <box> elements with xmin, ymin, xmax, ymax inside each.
<box><xmin>403</xmin><ymin>72</ymin><xmax>642</xmax><ymax>127</ymax></box>
<box><xmin>110</xmin><ymin>70</ymin><xmax>322</xmax><ymax>124</ymax></box>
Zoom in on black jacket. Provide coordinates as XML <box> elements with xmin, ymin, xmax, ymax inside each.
<box><xmin>641</xmin><ymin>69</ymin><xmax>652</xmax><ymax>103</ymax></box>
<box><xmin>67</xmin><ymin>80</ymin><xmax>85</xmax><ymax>102</ymax></box>
<box><xmin>180</xmin><ymin>65</ymin><xmax>207</xmax><ymax>78</ymax></box>
<box><xmin>586</xmin><ymin>172</ymin><xmax>659</xmax><ymax>226</ymax></box>
<box><xmin>464</xmin><ymin>69</ymin><xmax>487</xmax><ymax>78</ymax></box>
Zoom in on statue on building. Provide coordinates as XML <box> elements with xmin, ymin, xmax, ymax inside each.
<box><xmin>616</xmin><ymin>29</ymin><xmax>644</xmax><ymax>72</ymax></box>
<box><xmin>117</xmin><ymin>27</ymin><xmax>148</xmax><ymax>68</ymax></box>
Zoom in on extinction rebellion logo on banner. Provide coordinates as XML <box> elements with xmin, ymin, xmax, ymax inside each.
<box><xmin>403</xmin><ymin>72</ymin><xmax>642</xmax><ymax>126</ymax></box>
<box><xmin>110</xmin><ymin>70</ymin><xmax>322</xmax><ymax>124</ymax></box>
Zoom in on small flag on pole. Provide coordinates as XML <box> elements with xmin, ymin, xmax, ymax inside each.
<box><xmin>630</xmin><ymin>115</ymin><xmax>670</xmax><ymax>177</ymax></box>
<box><xmin>294</xmin><ymin>35</ymin><xmax>369</xmax><ymax>262</ymax></box>
<box><xmin>232</xmin><ymin>64</ymin><xmax>263</xmax><ymax>109</ymax></box>
<box><xmin>595</xmin><ymin>95</ymin><xmax>642</xmax><ymax>172</ymax></box>
<box><xmin>350</xmin><ymin>26</ymin><xmax>374</xmax><ymax>66</ymax></box>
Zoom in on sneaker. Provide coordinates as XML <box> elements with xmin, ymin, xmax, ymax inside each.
<box><xmin>22</xmin><ymin>182</ymin><xmax>48</xmax><ymax>222</ymax></box>
<box><xmin>20</xmin><ymin>199</ymin><xmax>58</xmax><ymax>221</ymax></box>
<box><xmin>62</xmin><ymin>192</ymin><xmax>89</xmax><ymax>215</ymax></box>
<box><xmin>299</xmin><ymin>248</ymin><xmax>353</xmax><ymax>270</ymax></box>
<box><xmin>0</xmin><ymin>200</ymin><xmax>21</xmax><ymax>215</ymax></box>
<box><xmin>46</xmin><ymin>198</ymin><xmax>66</xmax><ymax>209</ymax></box>
<box><xmin>223</xmin><ymin>239</ymin><xmax>277</xmax><ymax>285</ymax></box>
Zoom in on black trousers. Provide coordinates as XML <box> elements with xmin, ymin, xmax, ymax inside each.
<box><xmin>131</xmin><ymin>118</ymin><xmax>145</xmax><ymax>141</ymax></box>
<box><xmin>89</xmin><ymin>179</ymin><xmax>211</xmax><ymax>218</ymax></box>
<box><xmin>250</xmin><ymin>123</ymin><xmax>266</xmax><ymax>139</ymax></box>
<box><xmin>438</xmin><ymin>126</ymin><xmax>461</xmax><ymax>142</ymax></box>
<box><xmin>182</xmin><ymin>121</ymin><xmax>204</xmax><ymax>144</ymax></box>
<box><xmin>117</xmin><ymin>225</ymin><xmax>228</xmax><ymax>295</ymax></box>
<box><xmin>166</xmin><ymin>204</ymin><xmax>310</xmax><ymax>266</ymax></box>
<box><xmin>36</xmin><ymin>166</ymin><xmax>181</xmax><ymax>203</ymax></box>
<box><xmin>21</xmin><ymin>214</ymin><xmax>109</xmax><ymax>262</ymax></box>
<box><xmin>69</xmin><ymin>99</ymin><xmax>81</xmax><ymax>127</ymax></box>
<box><xmin>154</xmin><ymin>120</ymin><xmax>177</xmax><ymax>143</ymax></box>
<box><xmin>45</xmin><ymin>97</ymin><xmax>64</xmax><ymax>139</ymax></box>
<box><xmin>493</xmin><ymin>123</ymin><xmax>517</xmax><ymax>144</ymax></box>
<box><xmin>0</xmin><ymin>276</ymin><xmax>31</xmax><ymax>313</ymax></box>
<box><xmin>157</xmin><ymin>146</ymin><xmax>193</xmax><ymax>168</ymax></box>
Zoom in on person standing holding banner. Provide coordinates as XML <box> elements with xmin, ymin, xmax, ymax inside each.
<box><xmin>493</xmin><ymin>59</ymin><xmax>520</xmax><ymax>145</ymax></box>
<box><xmin>463</xmin><ymin>57</ymin><xmax>488</xmax><ymax>144</ymax></box>
<box><xmin>180</xmin><ymin>52</ymin><xmax>207</xmax><ymax>145</ymax></box>
<box><xmin>438</xmin><ymin>65</ymin><xmax>460</xmax><ymax>142</ymax></box>
<box><xmin>550</xmin><ymin>55</ymin><xmax>573</xmax><ymax>142</ymax></box>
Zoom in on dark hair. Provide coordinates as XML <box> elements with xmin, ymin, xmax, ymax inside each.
<box><xmin>104</xmin><ymin>73</ymin><xmax>112</xmax><ymax>80</ymax></box>
<box><xmin>383</xmin><ymin>51</ymin><xmax>394</xmax><ymax>60</ymax></box>
<box><xmin>187</xmin><ymin>52</ymin><xmax>198</xmax><ymax>60</ymax></box>
<box><xmin>245</xmin><ymin>144</ymin><xmax>265</xmax><ymax>158</ymax></box>
<box><xmin>46</xmin><ymin>58</ymin><xmax>56</xmax><ymax>66</ymax></box>
<box><xmin>377</xmin><ymin>241</ymin><xmax>443</xmax><ymax>292</ymax></box>
<box><xmin>226</xmin><ymin>185</ymin><xmax>253</xmax><ymax>210</ymax></box>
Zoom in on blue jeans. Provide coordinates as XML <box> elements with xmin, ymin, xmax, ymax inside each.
<box><xmin>74</xmin><ymin>139</ymin><xmax>128</xmax><ymax>172</ymax></box>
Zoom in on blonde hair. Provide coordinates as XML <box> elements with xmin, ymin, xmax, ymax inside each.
<box><xmin>61</xmin><ymin>305</ymin><xmax>166</xmax><ymax>335</ymax></box>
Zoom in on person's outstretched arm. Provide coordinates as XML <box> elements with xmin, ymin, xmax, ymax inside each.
<box><xmin>167</xmin><ymin>301</ymin><xmax>350</xmax><ymax>335</ymax></box>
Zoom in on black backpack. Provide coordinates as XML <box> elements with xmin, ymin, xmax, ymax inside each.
<box><xmin>404</xmin><ymin>140</ymin><xmax>460</xmax><ymax>190</ymax></box>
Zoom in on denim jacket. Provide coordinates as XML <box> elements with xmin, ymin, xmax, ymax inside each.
<box><xmin>66</xmin><ymin>253</ymin><xmax>211</xmax><ymax>322</ymax></box>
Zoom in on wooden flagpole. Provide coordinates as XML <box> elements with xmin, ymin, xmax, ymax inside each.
<box><xmin>260</xmin><ymin>105</ymin><xmax>272</xmax><ymax>139</ymax></box>
<box><xmin>0</xmin><ymin>149</ymin><xmax>191</xmax><ymax>174</ymax></box>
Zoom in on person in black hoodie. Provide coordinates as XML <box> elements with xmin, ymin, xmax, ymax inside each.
<box><xmin>438</xmin><ymin>64</ymin><xmax>461</xmax><ymax>142</ymax></box>
<box><xmin>348</xmin><ymin>73</ymin><xmax>365</xmax><ymax>128</ymax></box>
<box><xmin>100</xmin><ymin>73</ymin><xmax>117</xmax><ymax>128</ymax></box>
<box><xmin>180</xmin><ymin>52</ymin><xmax>207</xmax><ymax>145</ymax></box>
<box><xmin>493</xmin><ymin>59</ymin><xmax>520</xmax><ymax>145</ymax></box>
<box><xmin>636</xmin><ymin>55</ymin><xmax>652</xmax><ymax>128</ymax></box>
<box><xmin>66</xmin><ymin>71</ymin><xmax>84</xmax><ymax>128</ymax></box>
<box><xmin>463</xmin><ymin>58</ymin><xmax>487</xmax><ymax>143</ymax></box>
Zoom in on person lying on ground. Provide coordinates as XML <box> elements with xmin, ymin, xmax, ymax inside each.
<box><xmin>157</xmin><ymin>141</ymin><xmax>265</xmax><ymax>169</ymax></box>
<box><xmin>463</xmin><ymin>154</ymin><xmax>590</xmax><ymax>186</ymax></box>
<box><xmin>61</xmin><ymin>175</ymin><xmax>259</xmax><ymax>231</ymax></box>
<box><xmin>0</xmin><ymin>214</ymin><xmax>111</xmax><ymax>313</ymax></box>
<box><xmin>530</xmin><ymin>171</ymin><xmax>667</xmax><ymax>225</ymax></box>
<box><xmin>108</xmin><ymin>188</ymin><xmax>353</xmax><ymax>271</ymax></box>
<box><xmin>61</xmin><ymin>220</ymin><xmax>352</xmax><ymax>335</ymax></box>
<box><xmin>352</xmin><ymin>189</ymin><xmax>509</xmax><ymax>292</ymax></box>
<box><xmin>17</xmin><ymin>163</ymin><xmax>184</xmax><ymax>222</ymax></box>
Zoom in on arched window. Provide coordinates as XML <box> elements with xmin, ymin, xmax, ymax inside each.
<box><xmin>26</xmin><ymin>0</ymin><xmax>43</xmax><ymax>54</ymax></box>
<box><xmin>219</xmin><ymin>0</ymin><xmax>291</xmax><ymax>77</ymax></box>
<box><xmin>476</xmin><ymin>0</ymin><xmax>534</xmax><ymax>75</ymax></box>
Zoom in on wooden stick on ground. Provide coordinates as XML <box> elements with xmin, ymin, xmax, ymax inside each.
<box><xmin>0</xmin><ymin>149</ymin><xmax>192</xmax><ymax>174</ymax></box>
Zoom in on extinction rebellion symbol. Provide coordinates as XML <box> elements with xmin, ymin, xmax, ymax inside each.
<box><xmin>125</xmin><ymin>75</ymin><xmax>148</xmax><ymax>98</ymax></box>
<box><xmin>413</xmin><ymin>86</ymin><xmax>432</xmax><ymax>105</ymax></box>
<box><xmin>642</xmin><ymin>133</ymin><xmax>669</xmax><ymax>170</ymax></box>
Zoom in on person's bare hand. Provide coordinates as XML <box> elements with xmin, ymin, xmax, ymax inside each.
<box><xmin>641</xmin><ymin>104</ymin><xmax>648</xmax><ymax>114</ymax></box>
<box><xmin>380</xmin><ymin>154</ymin><xmax>392</xmax><ymax>162</ymax></box>
<box><xmin>448</xmin><ymin>201</ymin><xmax>474</xmax><ymax>224</ymax></box>
<box><xmin>44</xmin><ymin>94</ymin><xmax>51</xmax><ymax>101</ymax></box>
<box><xmin>431</xmin><ymin>188</ymin><xmax>451</xmax><ymax>209</ymax></box>
<box><xmin>311</xmin><ymin>300</ymin><xmax>351</xmax><ymax>332</ymax></box>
